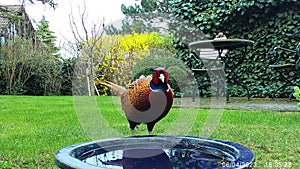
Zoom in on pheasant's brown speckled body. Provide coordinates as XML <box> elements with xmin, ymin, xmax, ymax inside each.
<box><xmin>101</xmin><ymin>68</ymin><xmax>173</xmax><ymax>135</ymax></box>
<box><xmin>122</xmin><ymin>76</ymin><xmax>173</xmax><ymax>134</ymax></box>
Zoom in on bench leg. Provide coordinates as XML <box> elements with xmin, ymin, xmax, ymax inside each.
<box><xmin>271</xmin><ymin>78</ymin><xmax>296</xmax><ymax>101</ymax></box>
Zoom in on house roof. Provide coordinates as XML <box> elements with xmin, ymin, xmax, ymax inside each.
<box><xmin>0</xmin><ymin>5</ymin><xmax>35</xmax><ymax>36</ymax></box>
<box><xmin>0</xmin><ymin>5</ymin><xmax>21</xmax><ymax>28</ymax></box>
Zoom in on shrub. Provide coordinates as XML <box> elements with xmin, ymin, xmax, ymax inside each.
<box><xmin>293</xmin><ymin>86</ymin><xmax>300</xmax><ymax>108</ymax></box>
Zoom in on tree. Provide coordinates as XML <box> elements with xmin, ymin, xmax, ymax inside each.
<box><xmin>106</xmin><ymin>0</ymin><xmax>172</xmax><ymax>35</ymax></box>
<box><xmin>0</xmin><ymin>37</ymin><xmax>63</xmax><ymax>95</ymax></box>
<box><xmin>25</xmin><ymin>0</ymin><xmax>57</xmax><ymax>8</ymax></box>
<box><xmin>91</xmin><ymin>32</ymin><xmax>174</xmax><ymax>95</ymax></box>
<box><xmin>68</xmin><ymin>1</ymin><xmax>175</xmax><ymax>96</ymax></box>
<box><xmin>68</xmin><ymin>2</ymin><xmax>105</xmax><ymax>96</ymax></box>
<box><xmin>36</xmin><ymin>15</ymin><xmax>59</xmax><ymax>56</ymax></box>
<box><xmin>1</xmin><ymin>38</ymin><xmax>42</xmax><ymax>94</ymax></box>
<box><xmin>28</xmin><ymin>16</ymin><xmax>63</xmax><ymax>95</ymax></box>
<box><xmin>121</xmin><ymin>0</ymin><xmax>171</xmax><ymax>15</ymax></box>
<box><xmin>60</xmin><ymin>57</ymin><xmax>76</xmax><ymax>95</ymax></box>
<box><xmin>0</xmin><ymin>14</ymin><xmax>62</xmax><ymax>95</ymax></box>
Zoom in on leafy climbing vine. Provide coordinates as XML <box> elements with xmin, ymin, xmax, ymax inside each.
<box><xmin>170</xmin><ymin>0</ymin><xmax>300</xmax><ymax>98</ymax></box>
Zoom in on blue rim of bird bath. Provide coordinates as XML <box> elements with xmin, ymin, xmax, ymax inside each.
<box><xmin>55</xmin><ymin>136</ymin><xmax>255</xmax><ymax>169</ymax></box>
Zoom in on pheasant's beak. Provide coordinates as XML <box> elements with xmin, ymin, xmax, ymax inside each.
<box><xmin>159</xmin><ymin>74</ymin><xmax>165</xmax><ymax>83</ymax></box>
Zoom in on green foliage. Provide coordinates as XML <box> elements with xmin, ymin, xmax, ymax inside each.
<box><xmin>27</xmin><ymin>0</ymin><xmax>57</xmax><ymax>8</ymax></box>
<box><xmin>170</xmin><ymin>0</ymin><xmax>300</xmax><ymax>98</ymax></box>
<box><xmin>107</xmin><ymin>0</ymin><xmax>172</xmax><ymax>35</ymax></box>
<box><xmin>0</xmin><ymin>37</ymin><xmax>63</xmax><ymax>95</ymax></box>
<box><xmin>60</xmin><ymin>58</ymin><xmax>76</xmax><ymax>95</ymax></box>
<box><xmin>293</xmin><ymin>86</ymin><xmax>300</xmax><ymax>108</ymax></box>
<box><xmin>36</xmin><ymin>15</ymin><xmax>59</xmax><ymax>56</ymax></box>
<box><xmin>0</xmin><ymin>65</ymin><xmax>5</xmax><ymax>94</ymax></box>
<box><xmin>82</xmin><ymin>32</ymin><xmax>175</xmax><ymax>95</ymax></box>
<box><xmin>121</xmin><ymin>0</ymin><xmax>171</xmax><ymax>15</ymax></box>
<box><xmin>132</xmin><ymin>56</ymin><xmax>187</xmax><ymax>78</ymax></box>
<box><xmin>122</xmin><ymin>0</ymin><xmax>300</xmax><ymax>98</ymax></box>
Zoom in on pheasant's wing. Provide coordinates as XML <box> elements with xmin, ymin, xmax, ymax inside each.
<box><xmin>121</xmin><ymin>77</ymin><xmax>152</xmax><ymax>117</ymax></box>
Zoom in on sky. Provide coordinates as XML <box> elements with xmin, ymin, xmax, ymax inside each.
<box><xmin>0</xmin><ymin>0</ymin><xmax>140</xmax><ymax>57</ymax></box>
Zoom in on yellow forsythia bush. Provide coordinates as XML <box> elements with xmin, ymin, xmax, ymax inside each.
<box><xmin>81</xmin><ymin>32</ymin><xmax>174</xmax><ymax>95</ymax></box>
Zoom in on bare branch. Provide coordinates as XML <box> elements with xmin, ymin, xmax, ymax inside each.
<box><xmin>80</xmin><ymin>2</ymin><xmax>89</xmax><ymax>44</ymax></box>
<box><xmin>69</xmin><ymin>5</ymin><xmax>83</xmax><ymax>42</ymax></box>
<box><xmin>67</xmin><ymin>0</ymin><xmax>107</xmax><ymax>96</ymax></box>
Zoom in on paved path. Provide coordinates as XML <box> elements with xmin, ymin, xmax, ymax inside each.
<box><xmin>173</xmin><ymin>97</ymin><xmax>299</xmax><ymax>112</ymax></box>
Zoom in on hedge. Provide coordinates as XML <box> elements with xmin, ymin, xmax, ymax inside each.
<box><xmin>170</xmin><ymin>0</ymin><xmax>300</xmax><ymax>98</ymax></box>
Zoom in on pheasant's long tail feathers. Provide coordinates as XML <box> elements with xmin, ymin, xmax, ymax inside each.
<box><xmin>99</xmin><ymin>81</ymin><xmax>127</xmax><ymax>96</ymax></box>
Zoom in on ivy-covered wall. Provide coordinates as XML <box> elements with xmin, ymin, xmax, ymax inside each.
<box><xmin>171</xmin><ymin>0</ymin><xmax>300</xmax><ymax>98</ymax></box>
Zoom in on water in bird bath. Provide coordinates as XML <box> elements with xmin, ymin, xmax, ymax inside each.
<box><xmin>82</xmin><ymin>148</ymin><xmax>237</xmax><ymax>169</ymax></box>
<box><xmin>55</xmin><ymin>136</ymin><xmax>255</xmax><ymax>169</ymax></box>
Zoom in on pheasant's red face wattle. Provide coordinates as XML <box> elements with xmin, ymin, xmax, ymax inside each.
<box><xmin>152</xmin><ymin>70</ymin><xmax>159</xmax><ymax>85</ymax></box>
<box><xmin>151</xmin><ymin>68</ymin><xmax>169</xmax><ymax>85</ymax></box>
<box><xmin>164</xmin><ymin>71</ymin><xmax>169</xmax><ymax>83</ymax></box>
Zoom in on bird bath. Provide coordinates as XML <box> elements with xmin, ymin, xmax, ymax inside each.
<box><xmin>55</xmin><ymin>136</ymin><xmax>255</xmax><ymax>169</ymax></box>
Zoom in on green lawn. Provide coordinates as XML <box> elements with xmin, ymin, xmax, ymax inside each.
<box><xmin>0</xmin><ymin>96</ymin><xmax>299</xmax><ymax>168</ymax></box>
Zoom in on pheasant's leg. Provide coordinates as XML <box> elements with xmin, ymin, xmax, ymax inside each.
<box><xmin>147</xmin><ymin>123</ymin><xmax>155</xmax><ymax>135</ymax></box>
<box><xmin>128</xmin><ymin>120</ymin><xmax>137</xmax><ymax>136</ymax></box>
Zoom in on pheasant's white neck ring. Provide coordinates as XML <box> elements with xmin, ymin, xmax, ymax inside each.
<box><xmin>149</xmin><ymin>81</ymin><xmax>170</xmax><ymax>92</ymax></box>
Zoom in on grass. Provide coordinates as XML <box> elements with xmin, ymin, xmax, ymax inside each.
<box><xmin>0</xmin><ymin>96</ymin><xmax>89</xmax><ymax>168</ymax></box>
<box><xmin>0</xmin><ymin>96</ymin><xmax>299</xmax><ymax>168</ymax></box>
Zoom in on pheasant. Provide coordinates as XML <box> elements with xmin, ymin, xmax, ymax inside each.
<box><xmin>100</xmin><ymin>67</ymin><xmax>173</xmax><ymax>135</ymax></box>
